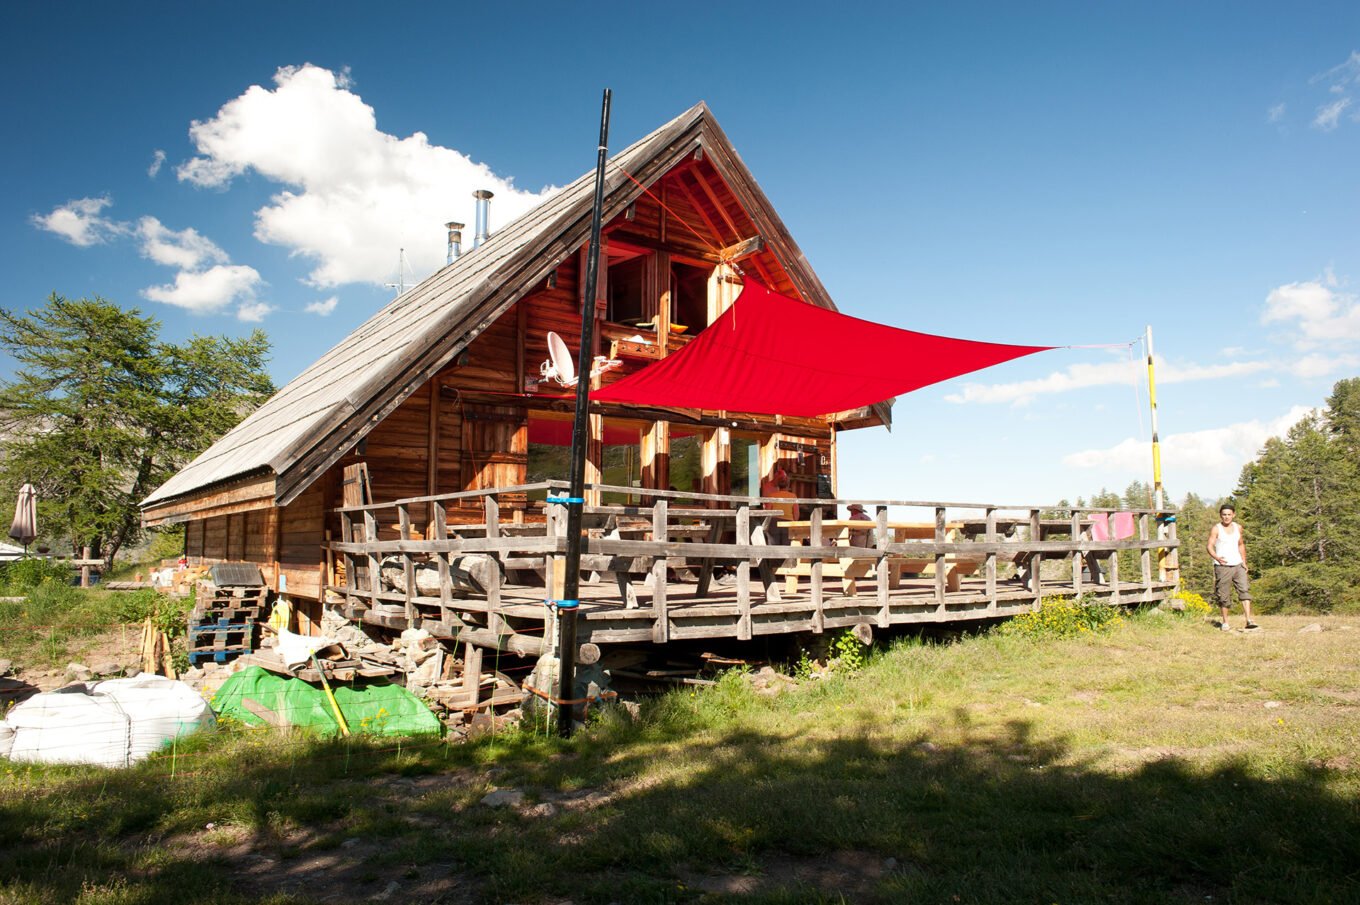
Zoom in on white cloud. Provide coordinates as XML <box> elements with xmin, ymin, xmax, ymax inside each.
<box><xmin>142</xmin><ymin>264</ymin><xmax>263</xmax><ymax>314</ymax></box>
<box><xmin>236</xmin><ymin>301</ymin><xmax>274</xmax><ymax>322</ymax></box>
<box><xmin>945</xmin><ymin>357</ymin><xmax>1270</xmax><ymax>406</ymax></box>
<box><xmin>1062</xmin><ymin>405</ymin><xmax>1317</xmax><ymax>492</ymax></box>
<box><xmin>178</xmin><ymin>64</ymin><xmax>555</xmax><ymax>288</ymax></box>
<box><xmin>31</xmin><ymin>196</ymin><xmax>126</xmax><ymax>246</ymax></box>
<box><xmin>1262</xmin><ymin>278</ymin><xmax>1360</xmax><ymax>347</ymax></box>
<box><xmin>1288</xmin><ymin>352</ymin><xmax>1360</xmax><ymax>378</ymax></box>
<box><xmin>1313</xmin><ymin>50</ymin><xmax>1360</xmax><ymax>88</ymax></box>
<box><xmin>1267</xmin><ymin>102</ymin><xmax>1286</xmax><ymax>123</ymax></box>
<box><xmin>148</xmin><ymin>150</ymin><xmax>166</xmax><ymax>178</ymax></box>
<box><xmin>304</xmin><ymin>296</ymin><xmax>338</xmax><ymax>316</ymax></box>
<box><xmin>1312</xmin><ymin>97</ymin><xmax>1351</xmax><ymax>131</ymax></box>
<box><xmin>136</xmin><ymin>216</ymin><xmax>229</xmax><ymax>270</ymax></box>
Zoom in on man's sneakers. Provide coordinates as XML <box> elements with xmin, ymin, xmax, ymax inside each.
<box><xmin>1220</xmin><ymin>621</ymin><xmax>1234</xmax><ymax>632</ymax></box>
<box><xmin>1244</xmin><ymin>621</ymin><xmax>1261</xmax><ymax>631</ymax></box>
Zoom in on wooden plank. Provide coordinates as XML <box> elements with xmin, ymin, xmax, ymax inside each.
<box><xmin>876</xmin><ymin>507</ymin><xmax>890</xmax><ymax>628</ymax></box>
<box><xmin>141</xmin><ymin>473</ymin><xmax>277</xmax><ymax>527</ymax></box>
<box><xmin>398</xmin><ymin>503</ymin><xmax>415</xmax><ymax>624</ymax></box>
<box><xmin>810</xmin><ymin>506</ymin><xmax>824</xmax><ymax>634</ymax></box>
<box><xmin>735</xmin><ymin>504</ymin><xmax>751</xmax><ymax>641</ymax></box>
<box><xmin>1140</xmin><ymin>513</ymin><xmax>1152</xmax><ymax>602</ymax></box>
<box><xmin>651</xmin><ymin>499</ymin><xmax>669</xmax><ymax>644</ymax></box>
<box><xmin>984</xmin><ymin>507</ymin><xmax>997</xmax><ymax>611</ymax></box>
<box><xmin>934</xmin><ymin>507</ymin><xmax>947</xmax><ymax>611</ymax></box>
<box><xmin>484</xmin><ymin>495</ymin><xmax>503</xmax><ymax>636</ymax></box>
<box><xmin>365</xmin><ymin>509</ymin><xmax>382</xmax><ymax>607</ymax></box>
<box><xmin>1030</xmin><ymin>509</ymin><xmax>1043</xmax><ymax>606</ymax></box>
<box><xmin>717</xmin><ymin>234</ymin><xmax>764</xmax><ymax>262</ymax></box>
<box><xmin>1071</xmin><ymin>509</ymin><xmax>1084</xmax><ymax>597</ymax></box>
<box><xmin>462</xmin><ymin>643</ymin><xmax>483</xmax><ymax>710</ymax></box>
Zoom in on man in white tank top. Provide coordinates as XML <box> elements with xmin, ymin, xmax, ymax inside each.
<box><xmin>1208</xmin><ymin>503</ymin><xmax>1258</xmax><ymax>631</ymax></box>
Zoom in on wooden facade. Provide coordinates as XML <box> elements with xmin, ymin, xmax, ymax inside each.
<box><xmin>141</xmin><ymin>104</ymin><xmax>888</xmax><ymax>633</ymax></box>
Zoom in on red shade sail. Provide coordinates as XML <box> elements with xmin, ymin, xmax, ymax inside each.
<box><xmin>593</xmin><ymin>282</ymin><xmax>1053</xmax><ymax>417</ymax></box>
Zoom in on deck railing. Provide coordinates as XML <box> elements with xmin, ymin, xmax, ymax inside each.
<box><xmin>326</xmin><ymin>481</ymin><xmax>1179</xmax><ymax>652</ymax></box>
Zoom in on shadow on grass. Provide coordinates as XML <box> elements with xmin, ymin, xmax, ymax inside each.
<box><xmin>2</xmin><ymin>708</ymin><xmax>1358</xmax><ymax>904</ymax></box>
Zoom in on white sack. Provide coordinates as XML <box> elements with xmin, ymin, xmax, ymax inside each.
<box><xmin>3</xmin><ymin>676</ymin><xmax>213</xmax><ymax>768</ymax></box>
<box><xmin>91</xmin><ymin>675</ymin><xmax>215</xmax><ymax>763</ymax></box>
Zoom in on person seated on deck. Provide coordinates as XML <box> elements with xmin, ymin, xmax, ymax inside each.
<box><xmin>760</xmin><ymin>467</ymin><xmax>798</xmax><ymax>545</ymax></box>
<box><xmin>846</xmin><ymin>503</ymin><xmax>874</xmax><ymax>547</ymax></box>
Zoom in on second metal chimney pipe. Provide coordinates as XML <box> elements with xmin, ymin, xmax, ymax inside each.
<box><xmin>473</xmin><ymin>189</ymin><xmax>494</xmax><ymax>248</ymax></box>
<box><xmin>445</xmin><ymin>221</ymin><xmax>464</xmax><ymax>264</ymax></box>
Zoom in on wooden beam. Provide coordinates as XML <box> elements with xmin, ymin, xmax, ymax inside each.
<box><xmin>426</xmin><ymin>381</ymin><xmax>439</xmax><ymax>500</ymax></box>
<box><xmin>689</xmin><ymin>169</ymin><xmax>742</xmax><ymax>245</ymax></box>
<box><xmin>674</xmin><ymin>177</ymin><xmax>726</xmax><ymax>252</ymax></box>
<box><xmin>717</xmin><ymin>234</ymin><xmax>764</xmax><ymax>263</ymax></box>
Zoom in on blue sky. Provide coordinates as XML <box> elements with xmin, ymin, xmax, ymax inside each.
<box><xmin>4</xmin><ymin>1</ymin><xmax>1358</xmax><ymax>508</ymax></box>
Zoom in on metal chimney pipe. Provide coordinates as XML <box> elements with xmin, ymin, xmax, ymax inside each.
<box><xmin>473</xmin><ymin>189</ymin><xmax>494</xmax><ymax>248</ymax></box>
<box><xmin>445</xmin><ymin>221</ymin><xmax>464</xmax><ymax>264</ymax></box>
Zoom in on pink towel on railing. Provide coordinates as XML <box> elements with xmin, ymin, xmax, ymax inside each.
<box><xmin>1089</xmin><ymin>512</ymin><xmax>1137</xmax><ymax>541</ymax></box>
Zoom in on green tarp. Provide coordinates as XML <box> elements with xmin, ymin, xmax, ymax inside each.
<box><xmin>211</xmin><ymin>667</ymin><xmax>442</xmax><ymax>736</ymax></box>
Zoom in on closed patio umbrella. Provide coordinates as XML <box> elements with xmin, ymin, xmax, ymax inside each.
<box><xmin>9</xmin><ymin>483</ymin><xmax>37</xmax><ymax>553</ymax></box>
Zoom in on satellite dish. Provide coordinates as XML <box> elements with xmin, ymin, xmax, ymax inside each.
<box><xmin>539</xmin><ymin>331</ymin><xmax>624</xmax><ymax>388</ymax></box>
<box><xmin>542</xmin><ymin>331</ymin><xmax>578</xmax><ymax>386</ymax></box>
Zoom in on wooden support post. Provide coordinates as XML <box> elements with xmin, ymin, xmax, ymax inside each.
<box><xmin>462</xmin><ymin>642</ymin><xmax>483</xmax><ymax>710</ymax></box>
<box><xmin>364</xmin><ymin>510</ymin><xmax>381</xmax><ymax>610</ymax></box>
<box><xmin>431</xmin><ymin>500</ymin><xmax>452</xmax><ymax>618</ymax></box>
<box><xmin>696</xmin><ymin>518</ymin><xmax>720</xmax><ymax>599</ymax></box>
<box><xmin>985</xmin><ymin>507</ymin><xmax>997</xmax><ymax>612</ymax></box>
<box><xmin>341</xmin><ymin>510</ymin><xmax>356</xmax><ymax>600</ymax></box>
<box><xmin>810</xmin><ymin>506</ymin><xmax>824</xmax><ymax>634</ymax></box>
<box><xmin>426</xmin><ymin>381</ymin><xmax>440</xmax><ymax>504</ymax></box>
<box><xmin>651</xmin><ymin>499</ymin><xmax>669</xmax><ymax>644</ymax></box>
<box><xmin>1071</xmin><ymin>509</ymin><xmax>1084</xmax><ymax>597</ymax></box>
<box><xmin>933</xmin><ymin>507</ymin><xmax>947</xmax><ymax>611</ymax></box>
<box><xmin>485</xmin><ymin>495</ymin><xmax>503</xmax><ymax>636</ymax></box>
<box><xmin>398</xmin><ymin>503</ymin><xmax>415</xmax><ymax>624</ymax></box>
<box><xmin>1139</xmin><ymin>512</ymin><xmax>1152</xmax><ymax>603</ymax></box>
<box><xmin>548</xmin><ymin>500</ymin><xmax>568</xmax><ymax>610</ymax></box>
<box><xmin>585</xmin><ymin>413</ymin><xmax>604</xmax><ymax>506</ymax></box>
<box><xmin>1109</xmin><ymin>544</ymin><xmax>1121</xmax><ymax>606</ymax></box>
<box><xmin>875</xmin><ymin>507</ymin><xmax>890</xmax><ymax>628</ymax></box>
<box><xmin>1167</xmin><ymin>517</ymin><xmax>1180</xmax><ymax>589</ymax></box>
<box><xmin>1029</xmin><ymin>509</ymin><xmax>1043</xmax><ymax>607</ymax></box>
<box><xmin>735</xmin><ymin>503</ymin><xmax>752</xmax><ymax>641</ymax></box>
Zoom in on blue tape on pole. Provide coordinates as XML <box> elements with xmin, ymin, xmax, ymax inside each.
<box><xmin>549</xmin><ymin>599</ymin><xmax>580</xmax><ymax>609</ymax></box>
<box><xmin>546</xmin><ymin>496</ymin><xmax>584</xmax><ymax>504</ymax></box>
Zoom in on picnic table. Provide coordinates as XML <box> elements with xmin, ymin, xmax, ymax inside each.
<box><xmin>776</xmin><ymin>520</ymin><xmax>984</xmax><ymax>596</ymax></box>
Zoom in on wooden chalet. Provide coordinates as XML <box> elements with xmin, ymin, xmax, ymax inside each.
<box><xmin>142</xmin><ymin>103</ymin><xmax>1179</xmax><ymax>661</ymax></box>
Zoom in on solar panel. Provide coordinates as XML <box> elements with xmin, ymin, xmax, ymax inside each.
<box><xmin>209</xmin><ymin>563</ymin><xmax>265</xmax><ymax>587</ymax></box>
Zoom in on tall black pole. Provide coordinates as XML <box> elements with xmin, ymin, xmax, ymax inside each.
<box><xmin>557</xmin><ymin>88</ymin><xmax>612</xmax><ymax>737</ymax></box>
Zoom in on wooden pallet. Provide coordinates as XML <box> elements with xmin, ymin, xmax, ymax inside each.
<box><xmin>188</xmin><ymin>619</ymin><xmax>257</xmax><ymax>652</ymax></box>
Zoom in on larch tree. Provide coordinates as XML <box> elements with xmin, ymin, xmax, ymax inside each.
<box><xmin>0</xmin><ymin>294</ymin><xmax>274</xmax><ymax>565</ymax></box>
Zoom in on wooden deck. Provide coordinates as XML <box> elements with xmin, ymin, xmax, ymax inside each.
<box><xmin>327</xmin><ymin>482</ymin><xmax>1180</xmax><ymax>658</ymax></box>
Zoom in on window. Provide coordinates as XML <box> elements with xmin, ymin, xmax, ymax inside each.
<box><xmin>526</xmin><ymin>414</ymin><xmax>573</xmax><ymax>503</ymax></box>
<box><xmin>606</xmin><ymin>254</ymin><xmax>648</xmax><ymax>325</ymax></box>
<box><xmin>669</xmin><ymin>432</ymin><xmax>703</xmax><ymax>498</ymax></box>
<box><xmin>599</xmin><ymin>421</ymin><xmax>644</xmax><ymax>505</ymax></box>
<box><xmin>670</xmin><ymin>261</ymin><xmax>709</xmax><ymax>332</ymax></box>
<box><xmin>731</xmin><ymin>434</ymin><xmax>760</xmax><ymax>498</ymax></box>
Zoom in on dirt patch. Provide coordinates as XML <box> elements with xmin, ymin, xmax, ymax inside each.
<box><xmin>166</xmin><ymin>822</ymin><xmax>475</xmax><ymax>903</ymax></box>
<box><xmin>683</xmin><ymin>849</ymin><xmax>896</xmax><ymax>899</ymax></box>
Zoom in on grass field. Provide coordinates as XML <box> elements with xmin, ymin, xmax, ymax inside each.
<box><xmin>3</xmin><ymin>609</ymin><xmax>1359</xmax><ymax>904</ymax></box>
